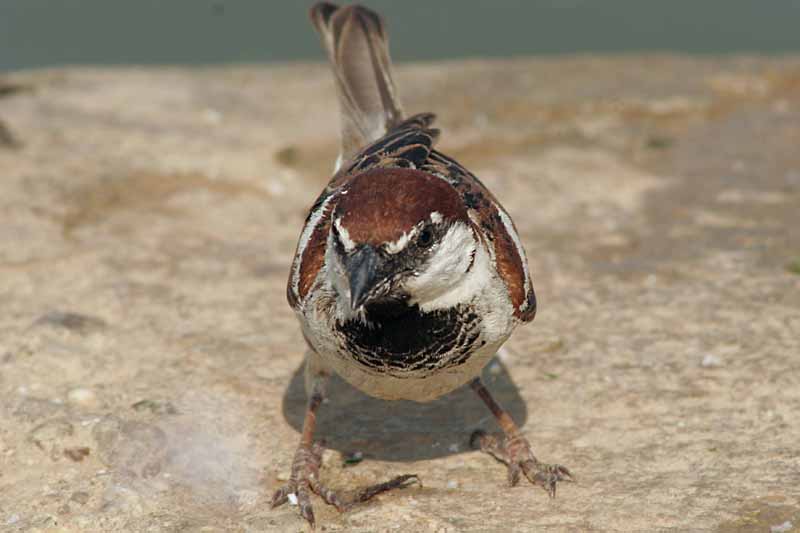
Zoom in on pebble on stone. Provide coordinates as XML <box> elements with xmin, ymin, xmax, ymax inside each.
<box><xmin>34</xmin><ymin>310</ymin><xmax>107</xmax><ymax>333</ymax></box>
<box><xmin>343</xmin><ymin>450</ymin><xmax>364</xmax><ymax>466</ymax></box>
<box><xmin>131</xmin><ymin>398</ymin><xmax>178</xmax><ymax>415</ymax></box>
<box><xmin>70</xmin><ymin>491</ymin><xmax>90</xmax><ymax>505</ymax></box>
<box><xmin>68</xmin><ymin>388</ymin><xmax>98</xmax><ymax>408</ymax></box>
<box><xmin>771</xmin><ymin>521</ymin><xmax>793</xmax><ymax>533</ymax></box>
<box><xmin>700</xmin><ymin>354</ymin><xmax>722</xmax><ymax>368</ymax></box>
<box><xmin>64</xmin><ymin>446</ymin><xmax>91</xmax><ymax>462</ymax></box>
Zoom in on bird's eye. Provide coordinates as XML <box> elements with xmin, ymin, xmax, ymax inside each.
<box><xmin>418</xmin><ymin>228</ymin><xmax>434</xmax><ymax>248</ymax></box>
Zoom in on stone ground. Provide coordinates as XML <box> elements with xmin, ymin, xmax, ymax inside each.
<box><xmin>1</xmin><ymin>57</ymin><xmax>799</xmax><ymax>532</ymax></box>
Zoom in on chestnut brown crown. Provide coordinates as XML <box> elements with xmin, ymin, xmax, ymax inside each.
<box><xmin>333</xmin><ymin>167</ymin><xmax>468</xmax><ymax>247</ymax></box>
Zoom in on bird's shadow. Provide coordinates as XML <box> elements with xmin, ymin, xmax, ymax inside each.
<box><xmin>281</xmin><ymin>357</ymin><xmax>527</xmax><ymax>462</ymax></box>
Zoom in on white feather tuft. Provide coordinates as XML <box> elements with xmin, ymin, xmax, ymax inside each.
<box><xmin>334</xmin><ymin>217</ymin><xmax>357</xmax><ymax>251</ymax></box>
<box><xmin>385</xmin><ymin>227</ymin><xmax>418</xmax><ymax>254</ymax></box>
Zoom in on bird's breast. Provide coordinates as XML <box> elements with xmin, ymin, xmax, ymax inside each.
<box><xmin>334</xmin><ymin>300</ymin><xmax>483</xmax><ymax>375</ymax></box>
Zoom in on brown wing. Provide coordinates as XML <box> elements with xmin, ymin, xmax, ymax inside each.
<box><xmin>326</xmin><ymin>112</ymin><xmax>439</xmax><ymax>190</ymax></box>
<box><xmin>287</xmin><ymin>190</ymin><xmax>337</xmax><ymax>310</ymax></box>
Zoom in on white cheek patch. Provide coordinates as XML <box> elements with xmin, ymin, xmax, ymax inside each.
<box><xmin>426</xmin><ymin>224</ymin><xmax>475</xmax><ymax>276</ymax></box>
<box><xmin>405</xmin><ymin>222</ymin><xmax>478</xmax><ymax>308</ymax></box>
<box><xmin>430</xmin><ymin>211</ymin><xmax>443</xmax><ymax>224</ymax></box>
<box><xmin>334</xmin><ymin>217</ymin><xmax>357</xmax><ymax>251</ymax></box>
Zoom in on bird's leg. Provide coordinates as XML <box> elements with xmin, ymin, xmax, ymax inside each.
<box><xmin>469</xmin><ymin>377</ymin><xmax>573</xmax><ymax>497</ymax></box>
<box><xmin>271</xmin><ymin>365</ymin><xmax>419</xmax><ymax>528</ymax></box>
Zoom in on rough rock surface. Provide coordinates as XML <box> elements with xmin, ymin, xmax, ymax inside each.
<box><xmin>1</xmin><ymin>57</ymin><xmax>799</xmax><ymax>532</ymax></box>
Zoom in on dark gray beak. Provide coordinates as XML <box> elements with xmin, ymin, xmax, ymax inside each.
<box><xmin>344</xmin><ymin>245</ymin><xmax>384</xmax><ymax>310</ymax></box>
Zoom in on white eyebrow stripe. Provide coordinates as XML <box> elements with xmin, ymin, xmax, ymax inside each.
<box><xmin>385</xmin><ymin>211</ymin><xmax>444</xmax><ymax>255</ymax></box>
<box><xmin>385</xmin><ymin>227</ymin><xmax>419</xmax><ymax>254</ymax></box>
<box><xmin>334</xmin><ymin>217</ymin><xmax>357</xmax><ymax>251</ymax></box>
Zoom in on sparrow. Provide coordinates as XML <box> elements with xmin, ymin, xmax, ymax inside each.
<box><xmin>273</xmin><ymin>2</ymin><xmax>572</xmax><ymax>527</ymax></box>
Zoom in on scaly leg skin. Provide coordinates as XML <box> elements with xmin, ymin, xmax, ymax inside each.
<box><xmin>469</xmin><ymin>377</ymin><xmax>573</xmax><ymax>497</ymax></box>
<box><xmin>271</xmin><ymin>367</ymin><xmax>419</xmax><ymax>528</ymax></box>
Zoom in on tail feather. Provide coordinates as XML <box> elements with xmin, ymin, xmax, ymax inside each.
<box><xmin>310</xmin><ymin>2</ymin><xmax>404</xmax><ymax>162</ymax></box>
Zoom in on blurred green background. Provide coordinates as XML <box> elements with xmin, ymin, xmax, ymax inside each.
<box><xmin>2</xmin><ymin>0</ymin><xmax>800</xmax><ymax>71</ymax></box>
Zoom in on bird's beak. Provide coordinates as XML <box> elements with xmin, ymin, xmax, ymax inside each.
<box><xmin>343</xmin><ymin>245</ymin><xmax>386</xmax><ymax>310</ymax></box>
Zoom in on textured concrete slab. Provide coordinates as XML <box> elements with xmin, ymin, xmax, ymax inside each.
<box><xmin>1</xmin><ymin>56</ymin><xmax>799</xmax><ymax>532</ymax></box>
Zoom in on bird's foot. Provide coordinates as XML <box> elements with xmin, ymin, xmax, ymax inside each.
<box><xmin>271</xmin><ymin>441</ymin><xmax>419</xmax><ymax>528</ymax></box>
<box><xmin>470</xmin><ymin>430</ymin><xmax>573</xmax><ymax>497</ymax></box>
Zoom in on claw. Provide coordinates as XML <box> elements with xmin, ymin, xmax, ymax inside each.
<box><xmin>533</xmin><ymin>463</ymin><xmax>575</xmax><ymax>497</ymax></box>
<box><xmin>272</xmin><ymin>441</ymin><xmax>420</xmax><ymax>528</ymax></box>
<box><xmin>508</xmin><ymin>461</ymin><xmax>521</xmax><ymax>487</ymax></box>
<box><xmin>354</xmin><ymin>473</ymin><xmax>421</xmax><ymax>502</ymax></box>
<box><xmin>298</xmin><ymin>493</ymin><xmax>315</xmax><ymax>529</ymax></box>
<box><xmin>472</xmin><ymin>431</ymin><xmax>573</xmax><ymax>497</ymax></box>
<box><xmin>270</xmin><ymin>485</ymin><xmax>290</xmax><ymax>509</ymax></box>
<box><xmin>524</xmin><ymin>462</ymin><xmax>574</xmax><ymax>497</ymax></box>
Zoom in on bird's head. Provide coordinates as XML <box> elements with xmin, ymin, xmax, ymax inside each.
<box><xmin>326</xmin><ymin>168</ymin><xmax>479</xmax><ymax>318</ymax></box>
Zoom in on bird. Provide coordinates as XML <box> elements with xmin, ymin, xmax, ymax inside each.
<box><xmin>273</xmin><ymin>2</ymin><xmax>572</xmax><ymax>527</ymax></box>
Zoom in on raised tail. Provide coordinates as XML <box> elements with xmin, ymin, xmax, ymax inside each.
<box><xmin>309</xmin><ymin>2</ymin><xmax>405</xmax><ymax>163</ymax></box>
